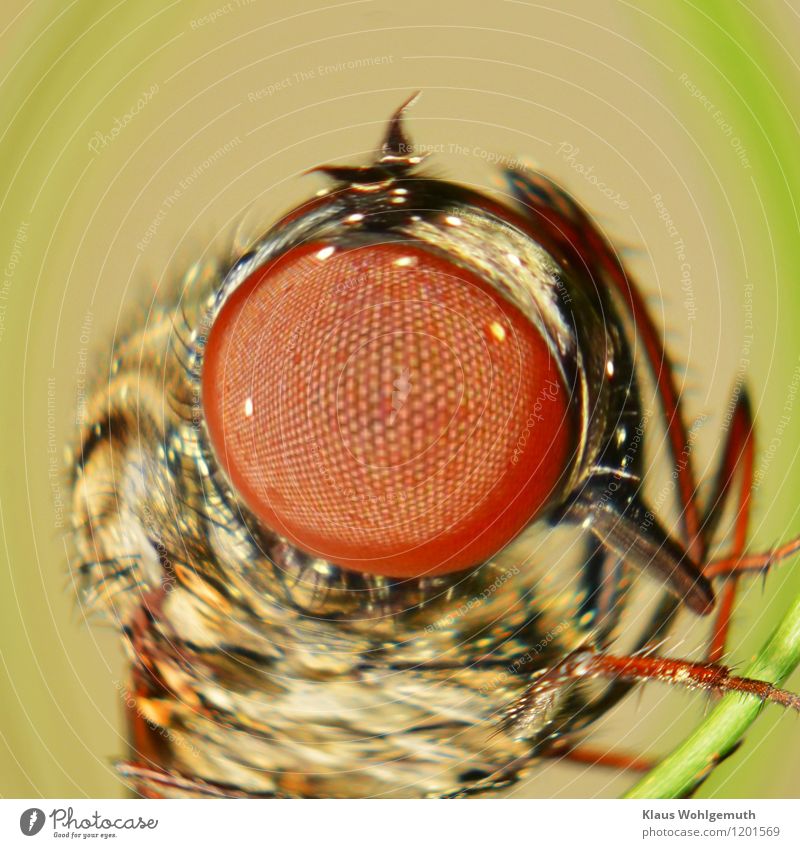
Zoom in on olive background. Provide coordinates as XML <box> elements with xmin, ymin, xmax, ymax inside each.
<box><xmin>1</xmin><ymin>0</ymin><xmax>799</xmax><ymax>798</ymax></box>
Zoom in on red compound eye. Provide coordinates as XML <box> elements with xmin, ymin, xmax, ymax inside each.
<box><xmin>202</xmin><ymin>241</ymin><xmax>573</xmax><ymax>578</ymax></box>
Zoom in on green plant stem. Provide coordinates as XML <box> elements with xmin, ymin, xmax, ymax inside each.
<box><xmin>624</xmin><ymin>590</ymin><xmax>800</xmax><ymax>798</ymax></box>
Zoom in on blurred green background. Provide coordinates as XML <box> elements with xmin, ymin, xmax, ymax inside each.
<box><xmin>1</xmin><ymin>0</ymin><xmax>799</xmax><ymax>798</ymax></box>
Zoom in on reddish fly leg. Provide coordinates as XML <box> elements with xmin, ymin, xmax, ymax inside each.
<box><xmin>703</xmin><ymin>393</ymin><xmax>800</xmax><ymax>616</ymax></box>
<box><xmin>502</xmin><ymin>646</ymin><xmax>800</xmax><ymax>741</ymax></box>
<box><xmin>696</xmin><ymin>390</ymin><xmax>756</xmax><ymax>663</ymax></box>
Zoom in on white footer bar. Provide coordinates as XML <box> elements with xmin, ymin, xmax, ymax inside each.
<box><xmin>1</xmin><ymin>798</ymin><xmax>796</xmax><ymax>847</ymax></box>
